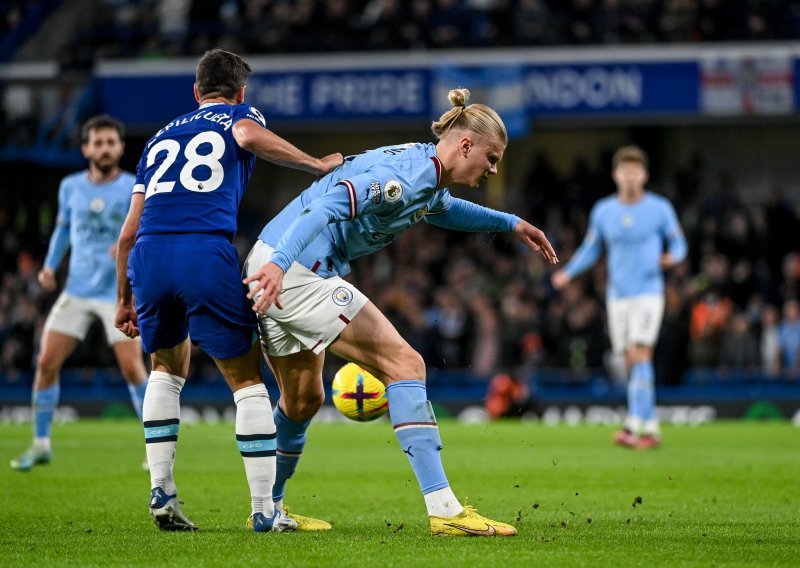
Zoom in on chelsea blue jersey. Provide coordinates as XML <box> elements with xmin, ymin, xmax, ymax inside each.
<box><xmin>44</xmin><ymin>170</ymin><xmax>135</xmax><ymax>302</ymax></box>
<box><xmin>259</xmin><ymin>142</ymin><xmax>452</xmax><ymax>277</ymax></box>
<box><xmin>133</xmin><ymin>102</ymin><xmax>267</xmax><ymax>240</ymax></box>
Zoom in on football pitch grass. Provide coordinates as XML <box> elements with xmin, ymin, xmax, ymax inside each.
<box><xmin>1</xmin><ymin>419</ymin><xmax>797</xmax><ymax>567</ymax></box>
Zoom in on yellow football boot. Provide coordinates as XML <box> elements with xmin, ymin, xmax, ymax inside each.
<box><xmin>246</xmin><ymin>506</ymin><xmax>332</xmax><ymax>531</ymax></box>
<box><xmin>429</xmin><ymin>505</ymin><xmax>517</xmax><ymax>537</ymax></box>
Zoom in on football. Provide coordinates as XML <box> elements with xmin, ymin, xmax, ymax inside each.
<box><xmin>331</xmin><ymin>363</ymin><xmax>389</xmax><ymax>422</ymax></box>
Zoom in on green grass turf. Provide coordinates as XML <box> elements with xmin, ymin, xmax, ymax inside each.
<box><xmin>1</xmin><ymin>419</ymin><xmax>798</xmax><ymax>567</ymax></box>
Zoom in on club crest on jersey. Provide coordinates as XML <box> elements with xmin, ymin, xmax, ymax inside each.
<box><xmin>332</xmin><ymin>286</ymin><xmax>353</xmax><ymax>306</ymax></box>
<box><xmin>369</xmin><ymin>180</ymin><xmax>381</xmax><ymax>204</ymax></box>
<box><xmin>248</xmin><ymin>106</ymin><xmax>267</xmax><ymax>127</ymax></box>
<box><xmin>383</xmin><ymin>180</ymin><xmax>403</xmax><ymax>203</ymax></box>
<box><xmin>89</xmin><ymin>198</ymin><xmax>105</xmax><ymax>213</ymax></box>
<box><xmin>621</xmin><ymin>214</ymin><xmax>634</xmax><ymax>228</ymax></box>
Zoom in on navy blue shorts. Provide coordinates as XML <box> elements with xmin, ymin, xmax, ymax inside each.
<box><xmin>128</xmin><ymin>234</ymin><xmax>256</xmax><ymax>359</ymax></box>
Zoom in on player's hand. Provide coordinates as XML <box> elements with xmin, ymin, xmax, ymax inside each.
<box><xmin>551</xmin><ymin>270</ymin><xmax>571</xmax><ymax>291</ymax></box>
<box><xmin>115</xmin><ymin>304</ymin><xmax>139</xmax><ymax>338</ymax></box>
<box><xmin>318</xmin><ymin>153</ymin><xmax>345</xmax><ymax>176</ymax></box>
<box><xmin>38</xmin><ymin>268</ymin><xmax>57</xmax><ymax>292</ymax></box>
<box><xmin>660</xmin><ymin>252</ymin><xmax>677</xmax><ymax>269</ymax></box>
<box><xmin>514</xmin><ymin>220</ymin><xmax>559</xmax><ymax>265</ymax></box>
<box><xmin>243</xmin><ymin>262</ymin><xmax>285</xmax><ymax>314</ymax></box>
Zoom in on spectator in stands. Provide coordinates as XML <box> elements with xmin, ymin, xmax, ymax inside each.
<box><xmin>718</xmin><ymin>313</ymin><xmax>760</xmax><ymax>374</ymax></box>
<box><xmin>689</xmin><ymin>290</ymin><xmax>733</xmax><ymax>366</ymax></box>
<box><xmin>427</xmin><ymin>287</ymin><xmax>474</xmax><ymax>368</ymax></box>
<box><xmin>485</xmin><ymin>368</ymin><xmax>532</xmax><ymax>419</ymax></box>
<box><xmin>778</xmin><ymin>299</ymin><xmax>800</xmax><ymax>376</ymax></box>
<box><xmin>760</xmin><ymin>304</ymin><xmax>781</xmax><ymax>378</ymax></box>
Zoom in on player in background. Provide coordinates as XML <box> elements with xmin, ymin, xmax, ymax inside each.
<box><xmin>114</xmin><ymin>48</ymin><xmax>343</xmax><ymax>532</ymax></box>
<box><xmin>551</xmin><ymin>146</ymin><xmax>687</xmax><ymax>449</ymax></box>
<box><xmin>10</xmin><ymin>116</ymin><xmax>149</xmax><ymax>472</ymax></box>
<box><xmin>243</xmin><ymin>87</ymin><xmax>558</xmax><ymax>536</ymax></box>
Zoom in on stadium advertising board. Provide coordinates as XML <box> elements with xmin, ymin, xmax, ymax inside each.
<box><xmin>92</xmin><ymin>45</ymin><xmax>800</xmax><ymax>130</ymax></box>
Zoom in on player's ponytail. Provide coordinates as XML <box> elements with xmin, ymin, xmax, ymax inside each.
<box><xmin>430</xmin><ymin>87</ymin><xmax>508</xmax><ymax>145</ymax></box>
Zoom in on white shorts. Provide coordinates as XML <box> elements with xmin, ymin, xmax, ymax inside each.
<box><xmin>606</xmin><ymin>294</ymin><xmax>665</xmax><ymax>354</ymax></box>
<box><xmin>43</xmin><ymin>292</ymin><xmax>137</xmax><ymax>345</ymax></box>
<box><xmin>244</xmin><ymin>240</ymin><xmax>369</xmax><ymax>357</ymax></box>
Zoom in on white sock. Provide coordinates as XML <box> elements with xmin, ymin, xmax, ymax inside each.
<box><xmin>624</xmin><ymin>416</ymin><xmax>642</xmax><ymax>435</ymax></box>
<box><xmin>143</xmin><ymin>371</ymin><xmax>184</xmax><ymax>497</ymax></box>
<box><xmin>643</xmin><ymin>420</ymin><xmax>661</xmax><ymax>437</ymax></box>
<box><xmin>234</xmin><ymin>383</ymin><xmax>276</xmax><ymax>517</ymax></box>
<box><xmin>424</xmin><ymin>486</ymin><xmax>463</xmax><ymax>517</ymax></box>
<box><xmin>273</xmin><ymin>498</ymin><xmax>284</xmax><ymax>513</ymax></box>
<box><xmin>33</xmin><ymin>437</ymin><xmax>51</xmax><ymax>453</ymax></box>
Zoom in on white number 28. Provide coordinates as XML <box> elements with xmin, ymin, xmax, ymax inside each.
<box><xmin>145</xmin><ymin>131</ymin><xmax>226</xmax><ymax>199</ymax></box>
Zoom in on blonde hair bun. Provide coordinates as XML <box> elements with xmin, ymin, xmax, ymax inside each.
<box><xmin>448</xmin><ymin>88</ymin><xmax>470</xmax><ymax>108</ymax></box>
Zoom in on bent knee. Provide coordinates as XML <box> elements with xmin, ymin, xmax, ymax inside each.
<box><xmin>388</xmin><ymin>349</ymin><xmax>426</xmax><ymax>382</ymax></box>
<box><xmin>36</xmin><ymin>353</ymin><xmax>61</xmax><ymax>382</ymax></box>
<box><xmin>627</xmin><ymin>345</ymin><xmax>653</xmax><ymax>364</ymax></box>
<box><xmin>119</xmin><ymin>361</ymin><xmax>146</xmax><ymax>383</ymax></box>
<box><xmin>282</xmin><ymin>392</ymin><xmax>324</xmax><ymax>422</ymax></box>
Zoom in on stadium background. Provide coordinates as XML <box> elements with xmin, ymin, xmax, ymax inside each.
<box><xmin>1</xmin><ymin>0</ymin><xmax>799</xmax><ymax>425</ymax></box>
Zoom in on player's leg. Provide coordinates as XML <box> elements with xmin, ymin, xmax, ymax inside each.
<box><xmin>142</xmin><ymin>339</ymin><xmax>196</xmax><ymax>530</ymax></box>
<box><xmin>10</xmin><ymin>329</ymin><xmax>79</xmax><ymax>471</ymax></box>
<box><xmin>607</xmin><ymin>298</ymin><xmax>641</xmax><ymax>446</ymax></box>
<box><xmin>263</xmin><ymin>347</ymin><xmax>331</xmax><ymax>530</ymax></box>
<box><xmin>209</xmin><ymin>343</ymin><xmax>295</xmax><ymax>533</ymax></box>
<box><xmin>330</xmin><ymin>301</ymin><xmax>517</xmax><ymax>536</ymax></box>
<box><xmin>628</xmin><ymin>344</ymin><xmax>659</xmax><ymax>448</ymax></box>
<box><xmin>627</xmin><ymin>295</ymin><xmax>665</xmax><ymax>449</ymax></box>
<box><xmin>128</xmin><ymin>240</ymin><xmax>196</xmax><ymax>529</ymax></box>
<box><xmin>111</xmin><ymin>340</ymin><xmax>148</xmax><ymax>418</ymax></box>
<box><xmin>98</xmin><ymin>299</ymin><xmax>149</xmax><ymax>419</ymax></box>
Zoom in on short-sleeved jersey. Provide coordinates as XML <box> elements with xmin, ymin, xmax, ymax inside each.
<box><xmin>564</xmin><ymin>192</ymin><xmax>687</xmax><ymax>299</ymax></box>
<box><xmin>258</xmin><ymin>142</ymin><xmax>450</xmax><ymax>277</ymax></box>
<box><xmin>44</xmin><ymin>170</ymin><xmax>135</xmax><ymax>302</ymax></box>
<box><xmin>133</xmin><ymin>102</ymin><xmax>267</xmax><ymax>240</ymax></box>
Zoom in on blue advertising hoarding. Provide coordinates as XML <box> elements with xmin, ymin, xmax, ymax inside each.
<box><xmin>91</xmin><ymin>46</ymin><xmax>799</xmax><ymax>134</ymax></box>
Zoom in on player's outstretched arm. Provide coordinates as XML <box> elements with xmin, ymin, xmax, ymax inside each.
<box><xmin>424</xmin><ymin>197</ymin><xmax>558</xmax><ymax>264</ymax></box>
<box><xmin>232</xmin><ymin>120</ymin><xmax>343</xmax><ymax>176</ymax></box>
<box><xmin>513</xmin><ymin>219</ymin><xmax>559</xmax><ymax>265</ymax></box>
<box><xmin>115</xmin><ymin>193</ymin><xmax>144</xmax><ymax>338</ymax></box>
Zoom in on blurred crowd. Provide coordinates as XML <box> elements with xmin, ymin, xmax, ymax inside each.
<box><xmin>46</xmin><ymin>0</ymin><xmax>800</xmax><ymax>66</ymax></box>
<box><xmin>2</xmin><ymin>149</ymin><xmax>799</xmax><ymax>384</ymax></box>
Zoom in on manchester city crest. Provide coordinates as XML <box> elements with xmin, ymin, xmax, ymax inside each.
<box><xmin>332</xmin><ymin>286</ymin><xmax>353</xmax><ymax>306</ymax></box>
<box><xmin>90</xmin><ymin>198</ymin><xmax>106</xmax><ymax>213</ymax></box>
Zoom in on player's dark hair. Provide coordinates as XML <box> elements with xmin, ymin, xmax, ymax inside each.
<box><xmin>196</xmin><ymin>48</ymin><xmax>252</xmax><ymax>100</ymax></box>
<box><xmin>613</xmin><ymin>145</ymin><xmax>649</xmax><ymax>170</ymax></box>
<box><xmin>81</xmin><ymin>115</ymin><xmax>125</xmax><ymax>143</ymax></box>
<box><xmin>431</xmin><ymin>87</ymin><xmax>508</xmax><ymax>145</ymax></box>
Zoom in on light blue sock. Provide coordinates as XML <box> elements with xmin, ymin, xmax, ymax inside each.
<box><xmin>629</xmin><ymin>362</ymin><xmax>655</xmax><ymax>423</ymax></box>
<box><xmin>33</xmin><ymin>384</ymin><xmax>60</xmax><ymax>440</ymax></box>
<box><xmin>385</xmin><ymin>380</ymin><xmax>449</xmax><ymax>495</ymax></box>
<box><xmin>128</xmin><ymin>380</ymin><xmax>148</xmax><ymax>420</ymax></box>
<box><xmin>272</xmin><ymin>404</ymin><xmax>310</xmax><ymax>503</ymax></box>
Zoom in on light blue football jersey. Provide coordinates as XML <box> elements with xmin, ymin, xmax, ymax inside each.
<box><xmin>563</xmin><ymin>192</ymin><xmax>687</xmax><ymax>299</ymax></box>
<box><xmin>44</xmin><ymin>170</ymin><xmax>135</xmax><ymax>302</ymax></box>
<box><xmin>133</xmin><ymin>102</ymin><xmax>267</xmax><ymax>240</ymax></box>
<box><xmin>259</xmin><ymin>142</ymin><xmax>454</xmax><ymax>277</ymax></box>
